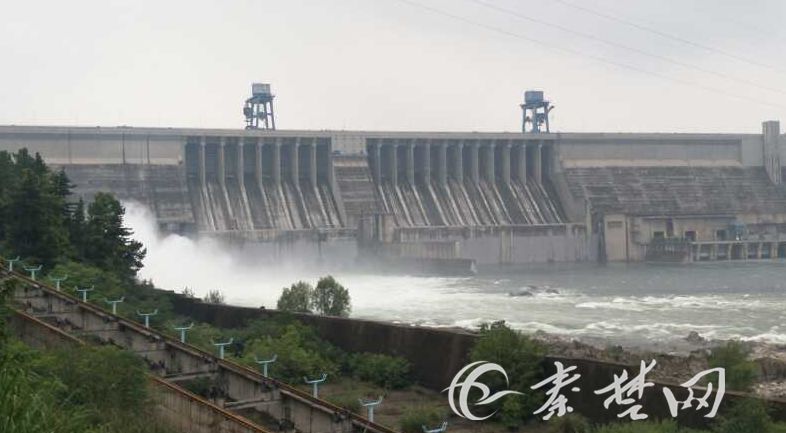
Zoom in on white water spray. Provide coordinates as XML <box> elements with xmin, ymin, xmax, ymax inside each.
<box><xmin>124</xmin><ymin>201</ymin><xmax>786</xmax><ymax>347</ymax></box>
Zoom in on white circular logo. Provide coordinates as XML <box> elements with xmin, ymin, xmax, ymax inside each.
<box><xmin>443</xmin><ymin>361</ymin><xmax>524</xmax><ymax>421</ymax></box>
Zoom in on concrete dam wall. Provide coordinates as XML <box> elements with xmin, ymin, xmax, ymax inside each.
<box><xmin>0</xmin><ymin>126</ymin><xmax>566</xmax><ymax>232</ymax></box>
<box><xmin>183</xmin><ymin>136</ymin><xmax>342</xmax><ymax>233</ymax></box>
<box><xmin>1</xmin><ymin>123</ymin><xmax>785</xmax><ymax>263</ymax></box>
<box><xmin>179</xmin><ymin>135</ymin><xmax>564</xmax><ymax>234</ymax></box>
<box><xmin>367</xmin><ymin>138</ymin><xmax>563</xmax><ymax>227</ymax></box>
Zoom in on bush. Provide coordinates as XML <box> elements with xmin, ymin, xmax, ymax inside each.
<box><xmin>0</xmin><ymin>279</ymin><xmax>17</xmax><ymax>337</ymax></box>
<box><xmin>171</xmin><ymin>321</ymin><xmax>224</xmax><ymax>352</ymax></box>
<box><xmin>594</xmin><ymin>420</ymin><xmax>680</xmax><ymax>433</ymax></box>
<box><xmin>547</xmin><ymin>414</ymin><xmax>591</xmax><ymax>433</ymax></box>
<box><xmin>470</xmin><ymin>320</ymin><xmax>546</xmax><ymax>425</ymax></box>
<box><xmin>41</xmin><ymin>345</ymin><xmax>149</xmax><ymax>415</ymax></box>
<box><xmin>326</xmin><ymin>394</ymin><xmax>362</xmax><ymax>413</ymax></box>
<box><xmin>277</xmin><ymin>281</ymin><xmax>314</xmax><ymax>313</ymax></box>
<box><xmin>770</xmin><ymin>423</ymin><xmax>786</xmax><ymax>433</ymax></box>
<box><xmin>241</xmin><ymin>323</ymin><xmax>340</xmax><ymax>383</ymax></box>
<box><xmin>348</xmin><ymin>353</ymin><xmax>412</xmax><ymax>389</ymax></box>
<box><xmin>313</xmin><ymin>276</ymin><xmax>351</xmax><ymax>317</ymax></box>
<box><xmin>0</xmin><ymin>341</ymin><xmax>87</xmax><ymax>433</ymax></box>
<box><xmin>708</xmin><ymin>341</ymin><xmax>758</xmax><ymax>391</ymax></box>
<box><xmin>399</xmin><ymin>407</ymin><xmax>447</xmax><ymax>433</ymax></box>
<box><xmin>0</xmin><ymin>339</ymin><xmax>173</xmax><ymax>433</ymax></box>
<box><xmin>712</xmin><ymin>398</ymin><xmax>772</xmax><ymax>433</ymax></box>
<box><xmin>48</xmin><ymin>261</ymin><xmax>124</xmax><ymax>300</ymax></box>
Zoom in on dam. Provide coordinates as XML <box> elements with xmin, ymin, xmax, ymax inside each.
<box><xmin>1</xmin><ymin>121</ymin><xmax>786</xmax><ymax>265</ymax></box>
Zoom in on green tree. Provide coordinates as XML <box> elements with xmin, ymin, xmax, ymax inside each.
<box><xmin>51</xmin><ymin>168</ymin><xmax>76</xmax><ymax>220</ymax></box>
<box><xmin>0</xmin><ymin>151</ymin><xmax>17</xmax><ymax>243</ymax></box>
<box><xmin>277</xmin><ymin>281</ymin><xmax>314</xmax><ymax>313</ymax></box>
<box><xmin>469</xmin><ymin>321</ymin><xmax>546</xmax><ymax>427</ymax></box>
<box><xmin>312</xmin><ymin>275</ymin><xmax>351</xmax><ymax>317</ymax></box>
<box><xmin>84</xmin><ymin>193</ymin><xmax>146</xmax><ymax>280</ymax></box>
<box><xmin>6</xmin><ymin>168</ymin><xmax>69</xmax><ymax>266</ymax></box>
<box><xmin>68</xmin><ymin>198</ymin><xmax>88</xmax><ymax>259</ymax></box>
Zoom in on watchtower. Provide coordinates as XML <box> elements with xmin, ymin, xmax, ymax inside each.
<box><xmin>521</xmin><ymin>90</ymin><xmax>554</xmax><ymax>133</ymax></box>
<box><xmin>243</xmin><ymin>83</ymin><xmax>276</xmax><ymax>130</ymax></box>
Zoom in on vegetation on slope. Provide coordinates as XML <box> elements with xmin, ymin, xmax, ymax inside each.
<box><xmin>0</xmin><ymin>280</ymin><xmax>173</xmax><ymax>433</ymax></box>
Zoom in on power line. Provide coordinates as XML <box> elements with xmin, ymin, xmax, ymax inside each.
<box><xmin>468</xmin><ymin>0</ymin><xmax>786</xmax><ymax>96</ymax></box>
<box><xmin>552</xmin><ymin>0</ymin><xmax>786</xmax><ymax>75</ymax></box>
<box><xmin>387</xmin><ymin>0</ymin><xmax>786</xmax><ymax>110</ymax></box>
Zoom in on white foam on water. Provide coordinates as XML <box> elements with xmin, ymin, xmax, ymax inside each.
<box><xmin>575</xmin><ymin>298</ymin><xmax>646</xmax><ymax>312</ymax></box>
<box><xmin>124</xmin><ymin>202</ymin><xmax>786</xmax><ymax>346</ymax></box>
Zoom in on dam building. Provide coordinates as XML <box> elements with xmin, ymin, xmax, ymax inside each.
<box><xmin>1</xmin><ymin>121</ymin><xmax>786</xmax><ymax>265</ymax></box>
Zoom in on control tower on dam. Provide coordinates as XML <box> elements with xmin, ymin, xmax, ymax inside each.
<box><xmin>1</xmin><ymin>122</ymin><xmax>785</xmax><ymax>265</ymax></box>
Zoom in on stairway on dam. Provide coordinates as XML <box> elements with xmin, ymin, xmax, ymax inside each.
<box><xmin>333</xmin><ymin>155</ymin><xmax>381</xmax><ymax>229</ymax></box>
<box><xmin>564</xmin><ymin>166</ymin><xmax>786</xmax><ymax>216</ymax></box>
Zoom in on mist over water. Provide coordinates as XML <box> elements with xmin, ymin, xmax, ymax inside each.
<box><xmin>125</xmin><ymin>202</ymin><xmax>786</xmax><ymax>348</ymax></box>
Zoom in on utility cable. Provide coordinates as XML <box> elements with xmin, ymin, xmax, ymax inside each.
<box><xmin>552</xmin><ymin>0</ymin><xmax>786</xmax><ymax>75</ymax></box>
<box><xmin>387</xmin><ymin>0</ymin><xmax>786</xmax><ymax>110</ymax></box>
<box><xmin>469</xmin><ymin>0</ymin><xmax>786</xmax><ymax>95</ymax></box>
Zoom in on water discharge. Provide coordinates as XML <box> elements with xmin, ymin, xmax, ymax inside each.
<box><xmin>126</xmin><ymin>202</ymin><xmax>786</xmax><ymax>348</ymax></box>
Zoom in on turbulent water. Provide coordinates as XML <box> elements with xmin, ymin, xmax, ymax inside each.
<box><xmin>125</xmin><ymin>203</ymin><xmax>786</xmax><ymax>348</ymax></box>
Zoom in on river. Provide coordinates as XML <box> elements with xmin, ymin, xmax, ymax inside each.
<box><xmin>125</xmin><ymin>203</ymin><xmax>786</xmax><ymax>349</ymax></box>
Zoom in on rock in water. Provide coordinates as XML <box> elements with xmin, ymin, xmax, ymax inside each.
<box><xmin>685</xmin><ymin>331</ymin><xmax>707</xmax><ymax>345</ymax></box>
<box><xmin>509</xmin><ymin>287</ymin><xmax>534</xmax><ymax>297</ymax></box>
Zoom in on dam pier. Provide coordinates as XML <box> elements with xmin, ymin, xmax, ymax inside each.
<box><xmin>2</xmin><ymin>120</ymin><xmax>786</xmax><ymax>265</ymax></box>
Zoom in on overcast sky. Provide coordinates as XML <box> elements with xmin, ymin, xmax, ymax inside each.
<box><xmin>2</xmin><ymin>0</ymin><xmax>785</xmax><ymax>133</ymax></box>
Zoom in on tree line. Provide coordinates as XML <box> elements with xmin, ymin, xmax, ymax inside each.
<box><xmin>0</xmin><ymin>149</ymin><xmax>145</xmax><ymax>282</ymax></box>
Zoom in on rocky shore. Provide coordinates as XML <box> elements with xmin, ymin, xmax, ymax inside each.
<box><xmin>532</xmin><ymin>330</ymin><xmax>786</xmax><ymax>399</ymax></box>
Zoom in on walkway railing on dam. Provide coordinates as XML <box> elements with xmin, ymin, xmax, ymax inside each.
<box><xmin>1</xmin><ymin>261</ymin><xmax>398</xmax><ymax>433</ymax></box>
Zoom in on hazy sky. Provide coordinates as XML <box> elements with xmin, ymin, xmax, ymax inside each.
<box><xmin>2</xmin><ymin>0</ymin><xmax>785</xmax><ymax>133</ymax></box>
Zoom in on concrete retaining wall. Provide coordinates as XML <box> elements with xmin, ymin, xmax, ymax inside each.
<box><xmin>169</xmin><ymin>296</ymin><xmax>786</xmax><ymax>427</ymax></box>
<box><xmin>152</xmin><ymin>378</ymin><xmax>271</xmax><ymax>433</ymax></box>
